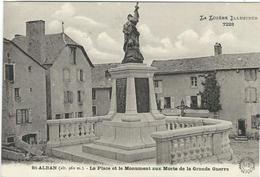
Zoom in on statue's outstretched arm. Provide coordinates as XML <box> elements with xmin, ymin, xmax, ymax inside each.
<box><xmin>134</xmin><ymin>3</ymin><xmax>139</xmax><ymax>20</ymax></box>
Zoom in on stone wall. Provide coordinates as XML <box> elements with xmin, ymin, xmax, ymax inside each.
<box><xmin>154</xmin><ymin>69</ymin><xmax>260</xmax><ymax>136</ymax></box>
<box><xmin>216</xmin><ymin>70</ymin><xmax>260</xmax><ymax>136</ymax></box>
<box><xmin>92</xmin><ymin>88</ymin><xmax>111</xmax><ymax>116</ymax></box>
<box><xmin>2</xmin><ymin>40</ymin><xmax>47</xmax><ymax>144</ymax></box>
<box><xmin>154</xmin><ymin>73</ymin><xmax>205</xmax><ymax>110</ymax></box>
<box><xmin>49</xmin><ymin>46</ymin><xmax>92</xmax><ymax>119</ymax></box>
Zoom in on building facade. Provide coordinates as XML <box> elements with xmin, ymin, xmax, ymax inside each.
<box><xmin>2</xmin><ymin>38</ymin><xmax>47</xmax><ymax>145</ymax></box>
<box><xmin>12</xmin><ymin>20</ymin><xmax>94</xmax><ymax>120</ymax></box>
<box><xmin>92</xmin><ymin>63</ymin><xmax>119</xmax><ymax>116</ymax></box>
<box><xmin>152</xmin><ymin>44</ymin><xmax>260</xmax><ymax>137</ymax></box>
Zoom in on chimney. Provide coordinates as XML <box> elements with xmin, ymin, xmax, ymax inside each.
<box><xmin>214</xmin><ymin>42</ymin><xmax>222</xmax><ymax>56</ymax></box>
<box><xmin>26</xmin><ymin>20</ymin><xmax>46</xmax><ymax>64</ymax></box>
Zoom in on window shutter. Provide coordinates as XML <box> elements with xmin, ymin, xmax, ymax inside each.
<box><xmin>160</xmin><ymin>97</ymin><xmax>164</xmax><ymax>109</ymax></box>
<box><xmin>249</xmin><ymin>69</ymin><xmax>257</xmax><ymax>81</ymax></box>
<box><xmin>64</xmin><ymin>91</ymin><xmax>67</xmax><ymax>103</ymax></box>
<box><xmin>197</xmin><ymin>95</ymin><xmax>201</xmax><ymax>108</ymax></box>
<box><xmin>28</xmin><ymin>109</ymin><xmax>32</xmax><ymax>123</ymax></box>
<box><xmin>244</xmin><ymin>70</ymin><xmax>250</xmax><ymax>81</ymax></box>
<box><xmin>16</xmin><ymin>110</ymin><xmax>21</xmax><ymax>124</ymax></box>
<box><xmin>170</xmin><ymin>97</ymin><xmax>175</xmax><ymax>109</ymax></box>
<box><xmin>78</xmin><ymin>90</ymin><xmax>83</xmax><ymax>103</ymax></box>
<box><xmin>252</xmin><ymin>70</ymin><xmax>257</xmax><ymax>81</ymax></box>
<box><xmin>81</xmin><ymin>70</ymin><xmax>84</xmax><ymax>82</ymax></box>
<box><xmin>77</xmin><ymin>70</ymin><xmax>80</xmax><ymax>81</ymax></box>
<box><xmin>250</xmin><ymin>87</ymin><xmax>257</xmax><ymax>103</ymax></box>
<box><xmin>186</xmin><ymin>96</ymin><xmax>191</xmax><ymax>107</ymax></box>
<box><xmin>245</xmin><ymin>87</ymin><xmax>250</xmax><ymax>103</ymax></box>
<box><xmin>82</xmin><ymin>91</ymin><xmax>85</xmax><ymax>102</ymax></box>
<box><xmin>71</xmin><ymin>91</ymin><xmax>74</xmax><ymax>103</ymax></box>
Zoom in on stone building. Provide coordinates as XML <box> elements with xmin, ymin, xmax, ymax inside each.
<box><xmin>12</xmin><ymin>20</ymin><xmax>94</xmax><ymax>120</ymax></box>
<box><xmin>2</xmin><ymin>38</ymin><xmax>47</xmax><ymax>145</ymax></box>
<box><xmin>152</xmin><ymin>43</ymin><xmax>260</xmax><ymax>137</ymax></box>
<box><xmin>92</xmin><ymin>63</ymin><xmax>119</xmax><ymax>116</ymax></box>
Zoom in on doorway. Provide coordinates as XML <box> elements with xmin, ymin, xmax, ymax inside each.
<box><xmin>238</xmin><ymin>119</ymin><xmax>246</xmax><ymax>136</ymax></box>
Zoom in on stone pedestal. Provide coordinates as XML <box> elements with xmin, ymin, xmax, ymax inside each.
<box><xmin>83</xmin><ymin>63</ymin><xmax>166</xmax><ymax>162</ymax></box>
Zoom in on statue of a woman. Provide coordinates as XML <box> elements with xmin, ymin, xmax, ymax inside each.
<box><xmin>122</xmin><ymin>3</ymin><xmax>144</xmax><ymax>64</ymax></box>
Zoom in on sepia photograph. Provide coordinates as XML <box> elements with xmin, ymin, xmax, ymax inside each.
<box><xmin>1</xmin><ymin>1</ymin><xmax>260</xmax><ymax>177</ymax></box>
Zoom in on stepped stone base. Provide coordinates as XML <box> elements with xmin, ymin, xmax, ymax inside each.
<box><xmin>96</xmin><ymin>115</ymin><xmax>165</xmax><ymax>150</ymax></box>
<box><xmin>81</xmin><ymin>63</ymin><xmax>166</xmax><ymax>163</ymax></box>
<box><xmin>83</xmin><ymin>143</ymin><xmax>155</xmax><ymax>162</ymax></box>
<box><xmin>82</xmin><ymin>114</ymin><xmax>165</xmax><ymax>162</ymax></box>
<box><xmin>51</xmin><ymin>144</ymin><xmax>156</xmax><ymax>164</ymax></box>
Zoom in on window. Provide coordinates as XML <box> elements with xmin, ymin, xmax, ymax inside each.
<box><xmin>16</xmin><ymin>109</ymin><xmax>30</xmax><ymax>124</ymax></box>
<box><xmin>244</xmin><ymin>69</ymin><xmax>257</xmax><ymax>81</ymax></box>
<box><xmin>71</xmin><ymin>47</ymin><xmax>76</xmax><ymax>64</ymax></box>
<box><xmin>65</xmin><ymin>113</ymin><xmax>70</xmax><ymax>119</ymax></box>
<box><xmin>251</xmin><ymin>115</ymin><xmax>260</xmax><ymax>129</ymax></box>
<box><xmin>64</xmin><ymin>91</ymin><xmax>73</xmax><ymax>104</ymax></box>
<box><xmin>105</xmin><ymin>70</ymin><xmax>111</xmax><ymax>78</ymax></box>
<box><xmin>154</xmin><ymin>81</ymin><xmax>159</xmax><ymax>88</ymax></box>
<box><xmin>190</xmin><ymin>96</ymin><xmax>198</xmax><ymax>109</ymax></box>
<box><xmin>92</xmin><ymin>89</ymin><xmax>96</xmax><ymax>100</ymax></box>
<box><xmin>78</xmin><ymin>112</ymin><xmax>83</xmax><ymax>118</ymax></box>
<box><xmin>64</xmin><ymin>112</ymin><xmax>73</xmax><ymax>119</ymax></box>
<box><xmin>7</xmin><ymin>137</ymin><xmax>14</xmax><ymax>143</ymax></box>
<box><xmin>5</xmin><ymin>64</ymin><xmax>14</xmax><ymax>82</ymax></box>
<box><xmin>14</xmin><ymin>88</ymin><xmax>21</xmax><ymax>102</ymax></box>
<box><xmin>22</xmin><ymin>134</ymin><xmax>37</xmax><ymax>144</ymax></box>
<box><xmin>78</xmin><ymin>69</ymin><xmax>84</xmax><ymax>82</ymax></box>
<box><xmin>77</xmin><ymin>90</ymin><xmax>83</xmax><ymax>104</ymax></box>
<box><xmin>245</xmin><ymin>87</ymin><xmax>257</xmax><ymax>103</ymax></box>
<box><xmin>30</xmin><ymin>88</ymin><xmax>32</xmax><ymax>92</ymax></box>
<box><xmin>28</xmin><ymin>66</ymin><xmax>32</xmax><ymax>72</ymax></box>
<box><xmin>92</xmin><ymin>106</ymin><xmax>97</xmax><ymax>116</ymax></box>
<box><xmin>154</xmin><ymin>80</ymin><xmax>162</xmax><ymax>93</ymax></box>
<box><xmin>14</xmin><ymin>88</ymin><xmax>20</xmax><ymax>97</ymax></box>
<box><xmin>55</xmin><ymin>114</ymin><xmax>62</xmax><ymax>119</ymax></box>
<box><xmin>164</xmin><ymin>97</ymin><xmax>171</xmax><ymax>109</ymax></box>
<box><xmin>63</xmin><ymin>68</ymin><xmax>70</xmax><ymax>82</ymax></box>
<box><xmin>191</xmin><ymin>76</ymin><xmax>198</xmax><ymax>87</ymax></box>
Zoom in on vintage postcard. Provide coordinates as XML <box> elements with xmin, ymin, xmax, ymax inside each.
<box><xmin>1</xmin><ymin>1</ymin><xmax>259</xmax><ymax>177</ymax></box>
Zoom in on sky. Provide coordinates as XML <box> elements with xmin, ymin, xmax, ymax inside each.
<box><xmin>4</xmin><ymin>2</ymin><xmax>260</xmax><ymax>64</ymax></box>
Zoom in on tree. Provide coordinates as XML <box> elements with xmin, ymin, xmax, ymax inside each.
<box><xmin>201</xmin><ymin>72</ymin><xmax>221</xmax><ymax>118</ymax></box>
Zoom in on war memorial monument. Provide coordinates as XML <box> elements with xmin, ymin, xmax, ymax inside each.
<box><xmin>83</xmin><ymin>3</ymin><xmax>167</xmax><ymax>162</ymax></box>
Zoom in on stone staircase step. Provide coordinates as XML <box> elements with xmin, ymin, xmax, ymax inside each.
<box><xmin>51</xmin><ymin>144</ymin><xmax>155</xmax><ymax>164</ymax></box>
<box><xmin>52</xmin><ymin>145</ymin><xmax>123</xmax><ymax>164</ymax></box>
<box><xmin>83</xmin><ymin>143</ymin><xmax>156</xmax><ymax>162</ymax></box>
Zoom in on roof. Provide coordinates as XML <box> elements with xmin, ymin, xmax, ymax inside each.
<box><xmin>92</xmin><ymin>63</ymin><xmax>120</xmax><ymax>88</ymax></box>
<box><xmin>12</xmin><ymin>33</ymin><xmax>94</xmax><ymax>67</ymax></box>
<box><xmin>4</xmin><ymin>38</ymin><xmax>46</xmax><ymax>70</ymax></box>
<box><xmin>152</xmin><ymin>53</ymin><xmax>260</xmax><ymax>75</ymax></box>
